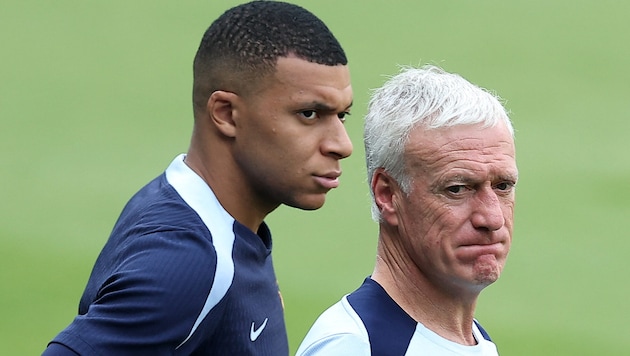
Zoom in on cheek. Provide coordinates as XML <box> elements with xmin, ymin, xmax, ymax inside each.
<box><xmin>425</xmin><ymin>202</ymin><xmax>461</xmax><ymax>235</ymax></box>
<box><xmin>403</xmin><ymin>198</ymin><xmax>455</xmax><ymax>246</ymax></box>
<box><xmin>401</xmin><ymin>203</ymin><xmax>461</xmax><ymax>274</ymax></box>
<box><xmin>273</xmin><ymin>129</ymin><xmax>317</xmax><ymax>160</ymax></box>
<box><xmin>502</xmin><ymin>201</ymin><xmax>516</xmax><ymax>229</ymax></box>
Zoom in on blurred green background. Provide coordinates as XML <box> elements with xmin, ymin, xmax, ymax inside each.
<box><xmin>2</xmin><ymin>1</ymin><xmax>629</xmax><ymax>354</ymax></box>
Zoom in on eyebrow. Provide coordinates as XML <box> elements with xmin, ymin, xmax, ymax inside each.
<box><xmin>309</xmin><ymin>101</ymin><xmax>353</xmax><ymax>112</ymax></box>
<box><xmin>441</xmin><ymin>171</ymin><xmax>519</xmax><ymax>185</ymax></box>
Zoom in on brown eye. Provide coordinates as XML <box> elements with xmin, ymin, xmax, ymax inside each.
<box><xmin>446</xmin><ymin>185</ymin><xmax>465</xmax><ymax>194</ymax></box>
<box><xmin>337</xmin><ymin>112</ymin><xmax>350</xmax><ymax>123</ymax></box>
<box><xmin>495</xmin><ymin>182</ymin><xmax>515</xmax><ymax>193</ymax></box>
<box><xmin>299</xmin><ymin>110</ymin><xmax>317</xmax><ymax>120</ymax></box>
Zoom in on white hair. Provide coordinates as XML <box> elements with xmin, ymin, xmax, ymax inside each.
<box><xmin>364</xmin><ymin>65</ymin><xmax>514</xmax><ymax>221</ymax></box>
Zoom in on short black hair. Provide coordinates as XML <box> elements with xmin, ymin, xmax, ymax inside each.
<box><xmin>192</xmin><ymin>1</ymin><xmax>347</xmax><ymax>113</ymax></box>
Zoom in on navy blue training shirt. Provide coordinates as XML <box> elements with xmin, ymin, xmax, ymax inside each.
<box><xmin>44</xmin><ymin>154</ymin><xmax>288</xmax><ymax>355</ymax></box>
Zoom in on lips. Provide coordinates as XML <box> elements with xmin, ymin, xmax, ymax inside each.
<box><xmin>460</xmin><ymin>242</ymin><xmax>503</xmax><ymax>253</ymax></box>
<box><xmin>457</xmin><ymin>241</ymin><xmax>506</xmax><ymax>261</ymax></box>
<box><xmin>313</xmin><ymin>171</ymin><xmax>341</xmax><ymax>189</ymax></box>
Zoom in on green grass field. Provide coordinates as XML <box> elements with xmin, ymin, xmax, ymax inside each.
<box><xmin>2</xmin><ymin>1</ymin><xmax>629</xmax><ymax>354</ymax></box>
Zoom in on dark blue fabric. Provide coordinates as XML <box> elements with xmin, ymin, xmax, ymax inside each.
<box><xmin>43</xmin><ymin>173</ymin><xmax>287</xmax><ymax>355</ymax></box>
<box><xmin>347</xmin><ymin>278</ymin><xmax>417</xmax><ymax>356</ymax></box>
<box><xmin>347</xmin><ymin>278</ymin><xmax>494</xmax><ymax>355</ymax></box>
<box><xmin>474</xmin><ymin>320</ymin><xmax>493</xmax><ymax>342</ymax></box>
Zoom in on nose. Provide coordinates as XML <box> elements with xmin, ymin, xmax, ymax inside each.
<box><xmin>322</xmin><ymin>118</ymin><xmax>353</xmax><ymax>159</ymax></box>
<box><xmin>471</xmin><ymin>187</ymin><xmax>505</xmax><ymax>232</ymax></box>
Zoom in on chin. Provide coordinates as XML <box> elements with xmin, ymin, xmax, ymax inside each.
<box><xmin>296</xmin><ymin>202</ymin><xmax>326</xmax><ymax>211</ymax></box>
<box><xmin>288</xmin><ymin>197</ymin><xmax>326</xmax><ymax>211</ymax></box>
<box><xmin>473</xmin><ymin>270</ymin><xmax>500</xmax><ymax>286</ymax></box>
<box><xmin>472</xmin><ymin>255</ymin><xmax>503</xmax><ymax>285</ymax></box>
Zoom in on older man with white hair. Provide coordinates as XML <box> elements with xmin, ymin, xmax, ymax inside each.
<box><xmin>298</xmin><ymin>65</ymin><xmax>518</xmax><ymax>356</ymax></box>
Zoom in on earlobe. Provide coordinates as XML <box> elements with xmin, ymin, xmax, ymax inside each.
<box><xmin>207</xmin><ymin>91</ymin><xmax>239</xmax><ymax>138</ymax></box>
<box><xmin>372</xmin><ymin>169</ymin><xmax>400</xmax><ymax>226</ymax></box>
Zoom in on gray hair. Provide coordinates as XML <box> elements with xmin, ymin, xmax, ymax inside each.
<box><xmin>364</xmin><ymin>65</ymin><xmax>514</xmax><ymax>221</ymax></box>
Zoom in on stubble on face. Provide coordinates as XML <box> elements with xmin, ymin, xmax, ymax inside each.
<box><xmin>471</xmin><ymin>254</ymin><xmax>503</xmax><ymax>285</ymax></box>
<box><xmin>400</xmin><ymin>122</ymin><xmax>517</xmax><ymax>293</ymax></box>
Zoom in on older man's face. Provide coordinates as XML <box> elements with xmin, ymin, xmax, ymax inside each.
<box><xmin>395</xmin><ymin>122</ymin><xmax>518</xmax><ymax>295</ymax></box>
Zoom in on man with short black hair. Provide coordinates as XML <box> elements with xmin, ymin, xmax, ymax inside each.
<box><xmin>43</xmin><ymin>2</ymin><xmax>353</xmax><ymax>354</ymax></box>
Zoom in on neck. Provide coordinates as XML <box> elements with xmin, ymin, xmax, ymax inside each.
<box><xmin>371</xmin><ymin>234</ymin><xmax>480</xmax><ymax>345</ymax></box>
<box><xmin>185</xmin><ymin>137</ymin><xmax>275</xmax><ymax>233</ymax></box>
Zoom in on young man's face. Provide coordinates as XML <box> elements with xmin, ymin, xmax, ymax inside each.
<box><xmin>231</xmin><ymin>56</ymin><xmax>353</xmax><ymax>213</ymax></box>
<box><xmin>392</xmin><ymin>122</ymin><xmax>518</xmax><ymax>295</ymax></box>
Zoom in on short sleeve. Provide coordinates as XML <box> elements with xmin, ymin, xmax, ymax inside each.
<box><xmin>47</xmin><ymin>229</ymin><xmax>219</xmax><ymax>355</ymax></box>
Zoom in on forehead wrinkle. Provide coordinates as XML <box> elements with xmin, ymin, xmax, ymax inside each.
<box><xmin>404</xmin><ymin>123</ymin><xmax>516</xmax><ymax>180</ymax></box>
<box><xmin>406</xmin><ymin>140</ymin><xmax>516</xmax><ymax>181</ymax></box>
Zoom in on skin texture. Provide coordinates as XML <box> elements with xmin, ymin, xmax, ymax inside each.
<box><xmin>185</xmin><ymin>56</ymin><xmax>353</xmax><ymax>232</ymax></box>
<box><xmin>371</xmin><ymin>121</ymin><xmax>517</xmax><ymax>345</ymax></box>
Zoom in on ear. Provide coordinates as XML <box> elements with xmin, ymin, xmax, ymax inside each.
<box><xmin>372</xmin><ymin>168</ymin><xmax>401</xmax><ymax>226</ymax></box>
<box><xmin>207</xmin><ymin>90</ymin><xmax>239</xmax><ymax>138</ymax></box>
